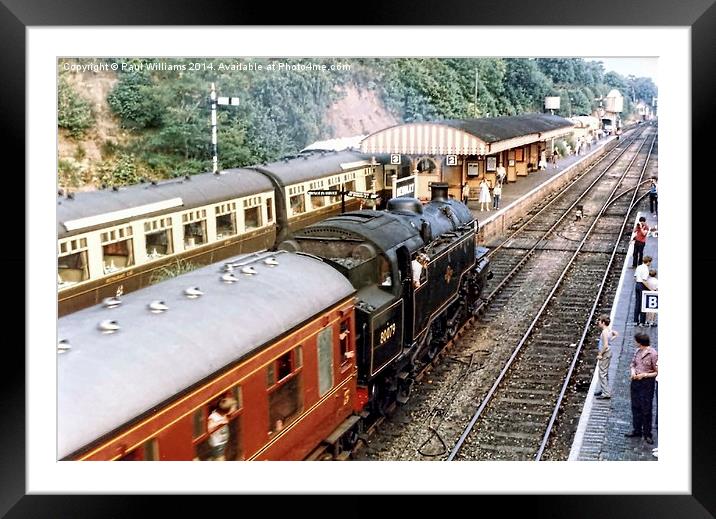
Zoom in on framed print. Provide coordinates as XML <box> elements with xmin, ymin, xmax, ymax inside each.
<box><xmin>467</xmin><ymin>162</ymin><xmax>479</xmax><ymax>177</ymax></box>
<box><xmin>9</xmin><ymin>1</ymin><xmax>711</xmax><ymax>515</ymax></box>
<box><xmin>486</xmin><ymin>156</ymin><xmax>497</xmax><ymax>171</ymax></box>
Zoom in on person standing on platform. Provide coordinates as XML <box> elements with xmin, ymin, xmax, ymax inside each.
<box><xmin>595</xmin><ymin>314</ymin><xmax>618</xmax><ymax>399</ymax></box>
<box><xmin>631</xmin><ymin>216</ymin><xmax>649</xmax><ymax>268</ymax></box>
<box><xmin>625</xmin><ymin>333</ymin><xmax>658</xmax><ymax>444</ymax></box>
<box><xmin>497</xmin><ymin>164</ymin><xmax>507</xmax><ymax>184</ymax></box>
<box><xmin>492</xmin><ymin>182</ymin><xmax>502</xmax><ymax>210</ymax></box>
<box><xmin>633</xmin><ymin>255</ymin><xmax>652</xmax><ymax>327</ymax></box>
<box><xmin>552</xmin><ymin>149</ymin><xmax>560</xmax><ymax>169</ymax></box>
<box><xmin>539</xmin><ymin>150</ymin><xmax>547</xmax><ymax>170</ymax></box>
<box><xmin>478</xmin><ymin>178</ymin><xmax>491</xmax><ymax>211</ymax></box>
<box><xmin>462</xmin><ymin>182</ymin><xmax>470</xmax><ymax>205</ymax></box>
<box><xmin>649</xmin><ymin>178</ymin><xmax>658</xmax><ymax>215</ymax></box>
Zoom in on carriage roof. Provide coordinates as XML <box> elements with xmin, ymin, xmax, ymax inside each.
<box><xmin>57</xmin><ymin>250</ymin><xmax>354</xmax><ymax>459</ymax></box>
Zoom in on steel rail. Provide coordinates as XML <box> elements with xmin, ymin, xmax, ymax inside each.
<box><xmin>446</xmin><ymin>130</ymin><xmax>656</xmax><ymax>461</ymax></box>
<box><xmin>485</xmin><ymin>125</ymin><xmax>648</xmax><ymax>261</ymax></box>
<box><xmin>483</xmin><ymin>128</ymin><xmax>651</xmax><ymax>304</ymax></box>
<box><xmin>535</xmin><ymin>133</ymin><xmax>657</xmax><ymax>459</ymax></box>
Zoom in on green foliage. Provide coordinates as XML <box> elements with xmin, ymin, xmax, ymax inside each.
<box><xmin>107</xmin><ymin>71</ymin><xmax>164</xmax><ymax>129</ymax></box>
<box><xmin>149</xmin><ymin>259</ymin><xmax>199</xmax><ymax>285</ymax></box>
<box><xmin>61</xmin><ymin>57</ymin><xmax>658</xmax><ymax>188</ymax></box>
<box><xmin>58</xmin><ymin>159</ymin><xmax>84</xmax><ymax>187</ymax></box>
<box><xmin>97</xmin><ymin>153</ymin><xmax>142</xmax><ymax>187</ymax></box>
<box><xmin>58</xmin><ymin>76</ymin><xmax>94</xmax><ymax>138</ymax></box>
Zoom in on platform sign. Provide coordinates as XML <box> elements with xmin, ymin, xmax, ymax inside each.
<box><xmin>308</xmin><ymin>189</ymin><xmax>340</xmax><ymax>197</ymax></box>
<box><xmin>390</xmin><ymin>154</ymin><xmax>402</xmax><ymax>165</ymax></box>
<box><xmin>446</xmin><ymin>155</ymin><xmax>458</xmax><ymax>166</ymax></box>
<box><xmin>395</xmin><ymin>175</ymin><xmax>416</xmax><ymax>198</ymax></box>
<box><xmin>641</xmin><ymin>291</ymin><xmax>658</xmax><ymax>313</ymax></box>
<box><xmin>347</xmin><ymin>191</ymin><xmax>380</xmax><ymax>200</ymax></box>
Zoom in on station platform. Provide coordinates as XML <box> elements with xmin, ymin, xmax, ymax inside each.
<box><xmin>569</xmin><ymin>211</ymin><xmax>659</xmax><ymax>461</ymax></box>
<box><xmin>468</xmin><ymin>134</ymin><xmax>616</xmax><ymax>224</ymax></box>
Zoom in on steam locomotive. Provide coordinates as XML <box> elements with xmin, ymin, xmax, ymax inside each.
<box><xmin>280</xmin><ymin>182</ymin><xmax>491</xmax><ymax>412</ymax></box>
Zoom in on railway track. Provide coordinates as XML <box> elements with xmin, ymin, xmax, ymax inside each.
<box><xmin>354</xmin><ymin>126</ymin><xmax>658</xmax><ymax>461</ymax></box>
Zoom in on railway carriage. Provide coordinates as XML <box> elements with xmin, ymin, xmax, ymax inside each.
<box><xmin>57</xmin><ymin>149</ymin><xmax>375</xmax><ymax>316</ymax></box>
<box><xmin>58</xmin><ymin>250</ymin><xmax>360</xmax><ymax>461</ymax></box>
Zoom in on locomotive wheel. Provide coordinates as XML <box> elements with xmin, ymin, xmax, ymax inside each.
<box><xmin>372</xmin><ymin>383</ymin><xmax>396</xmax><ymax>417</ymax></box>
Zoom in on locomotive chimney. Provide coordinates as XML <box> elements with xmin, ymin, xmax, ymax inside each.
<box><xmin>430</xmin><ymin>182</ymin><xmax>449</xmax><ymax>202</ymax></box>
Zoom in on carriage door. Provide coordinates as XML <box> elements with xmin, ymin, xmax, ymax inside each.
<box><xmin>396</xmin><ymin>246</ymin><xmax>414</xmax><ymax>344</ymax></box>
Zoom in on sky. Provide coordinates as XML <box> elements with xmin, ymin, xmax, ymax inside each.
<box><xmin>586</xmin><ymin>57</ymin><xmax>658</xmax><ymax>85</ymax></box>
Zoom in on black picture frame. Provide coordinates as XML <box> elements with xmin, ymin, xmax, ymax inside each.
<box><xmin>5</xmin><ymin>0</ymin><xmax>711</xmax><ymax>516</ymax></box>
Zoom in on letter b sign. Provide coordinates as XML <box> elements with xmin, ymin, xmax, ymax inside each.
<box><xmin>641</xmin><ymin>291</ymin><xmax>658</xmax><ymax>313</ymax></box>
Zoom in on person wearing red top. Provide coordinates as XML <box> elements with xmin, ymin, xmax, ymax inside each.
<box><xmin>631</xmin><ymin>216</ymin><xmax>650</xmax><ymax>268</ymax></box>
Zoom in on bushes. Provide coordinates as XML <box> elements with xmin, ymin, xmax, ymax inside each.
<box><xmin>96</xmin><ymin>153</ymin><xmax>143</xmax><ymax>187</ymax></box>
<box><xmin>107</xmin><ymin>72</ymin><xmax>163</xmax><ymax>129</ymax></box>
<box><xmin>58</xmin><ymin>76</ymin><xmax>94</xmax><ymax>138</ymax></box>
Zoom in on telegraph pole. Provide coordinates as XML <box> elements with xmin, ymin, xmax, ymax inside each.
<box><xmin>209</xmin><ymin>83</ymin><xmax>240</xmax><ymax>174</ymax></box>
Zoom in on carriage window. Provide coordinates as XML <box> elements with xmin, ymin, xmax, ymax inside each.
<box><xmin>101</xmin><ymin>226</ymin><xmax>134</xmax><ymax>274</ymax></box>
<box><xmin>192</xmin><ymin>408</ymin><xmax>205</xmax><ymax>439</ymax></box>
<box><xmin>182</xmin><ymin>210</ymin><xmax>207</xmax><ymax>248</ymax></box>
<box><xmin>193</xmin><ymin>391</ymin><xmax>243</xmax><ymax>461</ymax></box>
<box><xmin>317</xmin><ymin>327</ymin><xmax>334</xmax><ymax>396</ymax></box>
<box><xmin>277</xmin><ymin>351</ymin><xmax>292</xmax><ymax>380</ymax></box>
<box><xmin>266</xmin><ymin>198</ymin><xmax>273</xmax><ymax>223</ymax></box>
<box><xmin>214</xmin><ymin>203</ymin><xmax>237</xmax><ymax>239</ymax></box>
<box><xmin>329</xmin><ymin>184</ymin><xmax>341</xmax><ymax>204</ymax></box>
<box><xmin>244</xmin><ymin>206</ymin><xmax>262</xmax><ymax>230</ymax></box>
<box><xmin>312</xmin><ymin>194</ymin><xmax>327</xmax><ymax>209</ymax></box>
<box><xmin>119</xmin><ymin>438</ymin><xmax>158</xmax><ymax>461</ymax></box>
<box><xmin>269</xmin><ymin>375</ymin><xmax>302</xmax><ymax>433</ymax></box>
<box><xmin>339</xmin><ymin>319</ymin><xmax>353</xmax><ymax>366</ymax></box>
<box><xmin>267</xmin><ymin>347</ymin><xmax>303</xmax><ymax>433</ymax></box>
<box><xmin>58</xmin><ymin>238</ymin><xmax>89</xmax><ymax>286</ymax></box>
<box><xmin>145</xmin><ymin>229</ymin><xmax>173</xmax><ymax>258</ymax></box>
<box><xmin>183</xmin><ymin>221</ymin><xmax>206</xmax><ymax>248</ymax></box>
<box><xmin>216</xmin><ymin>213</ymin><xmax>236</xmax><ymax>239</ymax></box>
<box><xmin>290</xmin><ymin>194</ymin><xmax>305</xmax><ymax>215</ymax></box>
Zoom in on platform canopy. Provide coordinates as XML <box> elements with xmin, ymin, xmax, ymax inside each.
<box><xmin>360</xmin><ymin>113</ymin><xmax>574</xmax><ymax>157</ymax></box>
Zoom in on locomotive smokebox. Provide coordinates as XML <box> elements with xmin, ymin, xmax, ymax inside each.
<box><xmin>430</xmin><ymin>182</ymin><xmax>449</xmax><ymax>202</ymax></box>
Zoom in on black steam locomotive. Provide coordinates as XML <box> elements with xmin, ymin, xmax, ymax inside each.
<box><xmin>280</xmin><ymin>183</ymin><xmax>491</xmax><ymax>412</ymax></box>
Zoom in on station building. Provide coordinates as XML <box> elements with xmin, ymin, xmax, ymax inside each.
<box><xmin>361</xmin><ymin>113</ymin><xmax>575</xmax><ymax>201</ymax></box>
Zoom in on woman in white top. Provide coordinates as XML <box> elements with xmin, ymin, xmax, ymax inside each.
<box><xmin>479</xmin><ymin>179</ymin><xmax>491</xmax><ymax>211</ymax></box>
<box><xmin>539</xmin><ymin>150</ymin><xmax>547</xmax><ymax>170</ymax></box>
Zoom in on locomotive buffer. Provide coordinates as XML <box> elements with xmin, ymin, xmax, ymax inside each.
<box><xmin>308</xmin><ymin>189</ymin><xmax>379</xmax><ymax>213</ymax></box>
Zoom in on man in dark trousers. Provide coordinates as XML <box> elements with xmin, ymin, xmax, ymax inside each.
<box><xmin>625</xmin><ymin>333</ymin><xmax>658</xmax><ymax>444</ymax></box>
<box><xmin>631</xmin><ymin>216</ymin><xmax>649</xmax><ymax>268</ymax></box>
<box><xmin>633</xmin><ymin>255</ymin><xmax>652</xmax><ymax>326</ymax></box>
<box><xmin>649</xmin><ymin>178</ymin><xmax>658</xmax><ymax>215</ymax></box>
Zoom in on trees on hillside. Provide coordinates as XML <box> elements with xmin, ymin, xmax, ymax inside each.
<box><xmin>60</xmin><ymin>57</ymin><xmax>657</xmax><ymax>187</ymax></box>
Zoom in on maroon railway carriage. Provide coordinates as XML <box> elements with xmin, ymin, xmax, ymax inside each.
<box><xmin>58</xmin><ymin>251</ymin><xmax>362</xmax><ymax>461</ymax></box>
